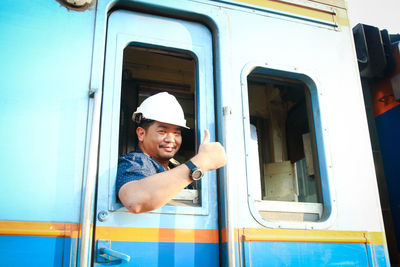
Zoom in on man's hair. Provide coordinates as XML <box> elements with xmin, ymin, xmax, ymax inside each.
<box><xmin>136</xmin><ymin>119</ymin><xmax>155</xmax><ymax>131</ymax></box>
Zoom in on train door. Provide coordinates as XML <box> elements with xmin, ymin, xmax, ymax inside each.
<box><xmin>92</xmin><ymin>10</ymin><xmax>219</xmax><ymax>266</ymax></box>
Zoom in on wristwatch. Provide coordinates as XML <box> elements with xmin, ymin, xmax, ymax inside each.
<box><xmin>184</xmin><ymin>160</ymin><xmax>204</xmax><ymax>181</ymax></box>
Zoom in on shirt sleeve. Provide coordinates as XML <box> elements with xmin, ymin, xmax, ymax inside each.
<box><xmin>115</xmin><ymin>154</ymin><xmax>156</xmax><ymax>195</ymax></box>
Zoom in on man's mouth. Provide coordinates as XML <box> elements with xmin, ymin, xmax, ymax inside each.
<box><xmin>160</xmin><ymin>145</ymin><xmax>176</xmax><ymax>152</ymax></box>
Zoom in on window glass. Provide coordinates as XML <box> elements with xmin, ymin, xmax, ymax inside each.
<box><xmin>246</xmin><ymin>69</ymin><xmax>323</xmax><ymax>222</ymax></box>
<box><xmin>119</xmin><ymin>45</ymin><xmax>200</xmax><ymax>206</ymax></box>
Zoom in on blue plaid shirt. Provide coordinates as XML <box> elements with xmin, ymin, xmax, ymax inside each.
<box><xmin>116</xmin><ymin>148</ymin><xmax>177</xmax><ymax>194</ymax></box>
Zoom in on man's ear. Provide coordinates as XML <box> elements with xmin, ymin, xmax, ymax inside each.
<box><xmin>136</xmin><ymin>127</ymin><xmax>146</xmax><ymax>142</ymax></box>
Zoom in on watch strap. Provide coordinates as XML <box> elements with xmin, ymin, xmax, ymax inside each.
<box><xmin>184</xmin><ymin>160</ymin><xmax>197</xmax><ymax>171</ymax></box>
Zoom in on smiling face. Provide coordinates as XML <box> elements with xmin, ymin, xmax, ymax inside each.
<box><xmin>137</xmin><ymin>121</ymin><xmax>182</xmax><ymax>167</ymax></box>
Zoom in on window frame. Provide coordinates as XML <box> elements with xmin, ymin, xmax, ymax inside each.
<box><xmin>98</xmin><ymin>10</ymin><xmax>215</xmax><ymax>216</ymax></box>
<box><xmin>241</xmin><ymin>62</ymin><xmax>336</xmax><ymax>229</ymax></box>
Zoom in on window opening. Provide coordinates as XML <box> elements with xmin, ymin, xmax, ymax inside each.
<box><xmin>247</xmin><ymin>71</ymin><xmax>323</xmax><ymax>222</ymax></box>
<box><xmin>119</xmin><ymin>45</ymin><xmax>200</xmax><ymax>206</ymax></box>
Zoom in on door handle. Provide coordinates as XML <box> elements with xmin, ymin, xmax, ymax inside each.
<box><xmin>96</xmin><ymin>240</ymin><xmax>131</xmax><ymax>265</ymax></box>
<box><xmin>99</xmin><ymin>247</ymin><xmax>131</xmax><ymax>264</ymax></box>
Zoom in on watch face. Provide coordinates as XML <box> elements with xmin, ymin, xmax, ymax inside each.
<box><xmin>192</xmin><ymin>169</ymin><xmax>203</xmax><ymax>180</ymax></box>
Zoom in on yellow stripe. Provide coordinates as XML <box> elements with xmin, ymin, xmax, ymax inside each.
<box><xmin>0</xmin><ymin>221</ymin><xmax>385</xmax><ymax>246</ymax></box>
<box><xmin>233</xmin><ymin>0</ymin><xmax>350</xmax><ymax>26</ymax></box>
<box><xmin>0</xmin><ymin>221</ymin><xmax>80</xmax><ymax>238</ymax></box>
<box><xmin>364</xmin><ymin>231</ymin><xmax>387</xmax><ymax>246</ymax></box>
<box><xmin>95</xmin><ymin>226</ymin><xmax>219</xmax><ymax>243</ymax></box>
<box><xmin>242</xmin><ymin>228</ymin><xmax>386</xmax><ymax>245</ymax></box>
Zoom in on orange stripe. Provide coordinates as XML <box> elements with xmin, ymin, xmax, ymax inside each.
<box><xmin>95</xmin><ymin>226</ymin><xmax>219</xmax><ymax>243</ymax></box>
<box><xmin>220</xmin><ymin>227</ymin><xmax>228</xmax><ymax>243</ymax></box>
<box><xmin>1</xmin><ymin>221</ymin><xmax>385</xmax><ymax>246</ymax></box>
<box><xmin>0</xmin><ymin>221</ymin><xmax>80</xmax><ymax>238</ymax></box>
<box><xmin>219</xmin><ymin>228</ymin><xmax>241</xmax><ymax>243</ymax></box>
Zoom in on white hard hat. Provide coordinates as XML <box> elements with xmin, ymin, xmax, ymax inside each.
<box><xmin>132</xmin><ymin>92</ymin><xmax>189</xmax><ymax>129</ymax></box>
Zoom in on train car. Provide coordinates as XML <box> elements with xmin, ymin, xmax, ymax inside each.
<box><xmin>0</xmin><ymin>0</ymin><xmax>390</xmax><ymax>266</ymax></box>
<box><xmin>353</xmin><ymin>23</ymin><xmax>400</xmax><ymax>266</ymax></box>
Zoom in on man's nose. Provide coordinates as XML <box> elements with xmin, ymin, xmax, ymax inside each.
<box><xmin>164</xmin><ymin>132</ymin><xmax>175</xmax><ymax>142</ymax></box>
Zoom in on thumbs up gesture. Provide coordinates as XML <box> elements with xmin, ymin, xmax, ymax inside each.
<box><xmin>202</xmin><ymin>129</ymin><xmax>211</xmax><ymax>144</ymax></box>
<box><xmin>193</xmin><ymin>129</ymin><xmax>226</xmax><ymax>172</ymax></box>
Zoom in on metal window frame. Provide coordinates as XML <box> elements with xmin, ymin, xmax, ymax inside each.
<box><xmin>100</xmin><ymin>10</ymin><xmax>216</xmax><ymax>216</ymax></box>
<box><xmin>240</xmin><ymin>61</ymin><xmax>337</xmax><ymax>229</ymax></box>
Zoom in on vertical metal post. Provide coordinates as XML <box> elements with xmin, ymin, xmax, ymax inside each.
<box><xmin>223</xmin><ymin>106</ymin><xmax>236</xmax><ymax>267</ymax></box>
<box><xmin>79</xmin><ymin>88</ymin><xmax>102</xmax><ymax>267</ymax></box>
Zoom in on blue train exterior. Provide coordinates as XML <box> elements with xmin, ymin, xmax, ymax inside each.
<box><xmin>0</xmin><ymin>0</ymin><xmax>393</xmax><ymax>266</ymax></box>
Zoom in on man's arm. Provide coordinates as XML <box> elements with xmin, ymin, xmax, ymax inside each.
<box><xmin>118</xmin><ymin>129</ymin><xmax>226</xmax><ymax>213</ymax></box>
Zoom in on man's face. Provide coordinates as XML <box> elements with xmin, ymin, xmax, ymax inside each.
<box><xmin>137</xmin><ymin>121</ymin><xmax>182</xmax><ymax>163</ymax></box>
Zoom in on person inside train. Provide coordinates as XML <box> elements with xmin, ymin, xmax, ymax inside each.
<box><xmin>116</xmin><ymin>92</ymin><xmax>226</xmax><ymax>213</ymax></box>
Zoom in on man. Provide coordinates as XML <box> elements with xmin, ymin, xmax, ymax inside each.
<box><xmin>116</xmin><ymin>92</ymin><xmax>226</xmax><ymax>213</ymax></box>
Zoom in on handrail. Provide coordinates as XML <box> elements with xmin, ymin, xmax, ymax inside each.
<box><xmin>223</xmin><ymin>106</ymin><xmax>236</xmax><ymax>267</ymax></box>
<box><xmin>99</xmin><ymin>247</ymin><xmax>131</xmax><ymax>264</ymax></box>
<box><xmin>78</xmin><ymin>88</ymin><xmax>103</xmax><ymax>267</ymax></box>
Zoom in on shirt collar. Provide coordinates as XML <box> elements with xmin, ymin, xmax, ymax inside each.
<box><xmin>134</xmin><ymin>146</ymin><xmax>180</xmax><ymax>169</ymax></box>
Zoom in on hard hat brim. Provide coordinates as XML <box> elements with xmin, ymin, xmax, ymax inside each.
<box><xmin>132</xmin><ymin>111</ymin><xmax>190</xmax><ymax>129</ymax></box>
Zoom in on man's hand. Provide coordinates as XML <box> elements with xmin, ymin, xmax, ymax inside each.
<box><xmin>192</xmin><ymin>129</ymin><xmax>226</xmax><ymax>172</ymax></box>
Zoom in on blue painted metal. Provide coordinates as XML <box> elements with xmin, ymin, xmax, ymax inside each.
<box><xmin>0</xmin><ymin>0</ymin><xmax>392</xmax><ymax>266</ymax></box>
<box><xmin>0</xmin><ymin>235</ymin><xmax>67</xmax><ymax>267</ymax></box>
<box><xmin>242</xmin><ymin>241</ymin><xmax>386</xmax><ymax>267</ymax></box>
<box><xmin>366</xmin><ymin>243</ymin><xmax>390</xmax><ymax>267</ymax></box>
<box><xmin>376</xmin><ymin>104</ymin><xmax>400</xmax><ymax>249</ymax></box>
<box><xmin>92</xmin><ymin>8</ymin><xmax>219</xmax><ymax>267</ymax></box>
<box><xmin>97</xmin><ymin>240</ymin><xmax>220</xmax><ymax>267</ymax></box>
<box><xmin>0</xmin><ymin>0</ymin><xmax>95</xmax><ymax>223</ymax></box>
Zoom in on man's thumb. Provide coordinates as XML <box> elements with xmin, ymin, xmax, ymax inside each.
<box><xmin>202</xmin><ymin>129</ymin><xmax>210</xmax><ymax>144</ymax></box>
